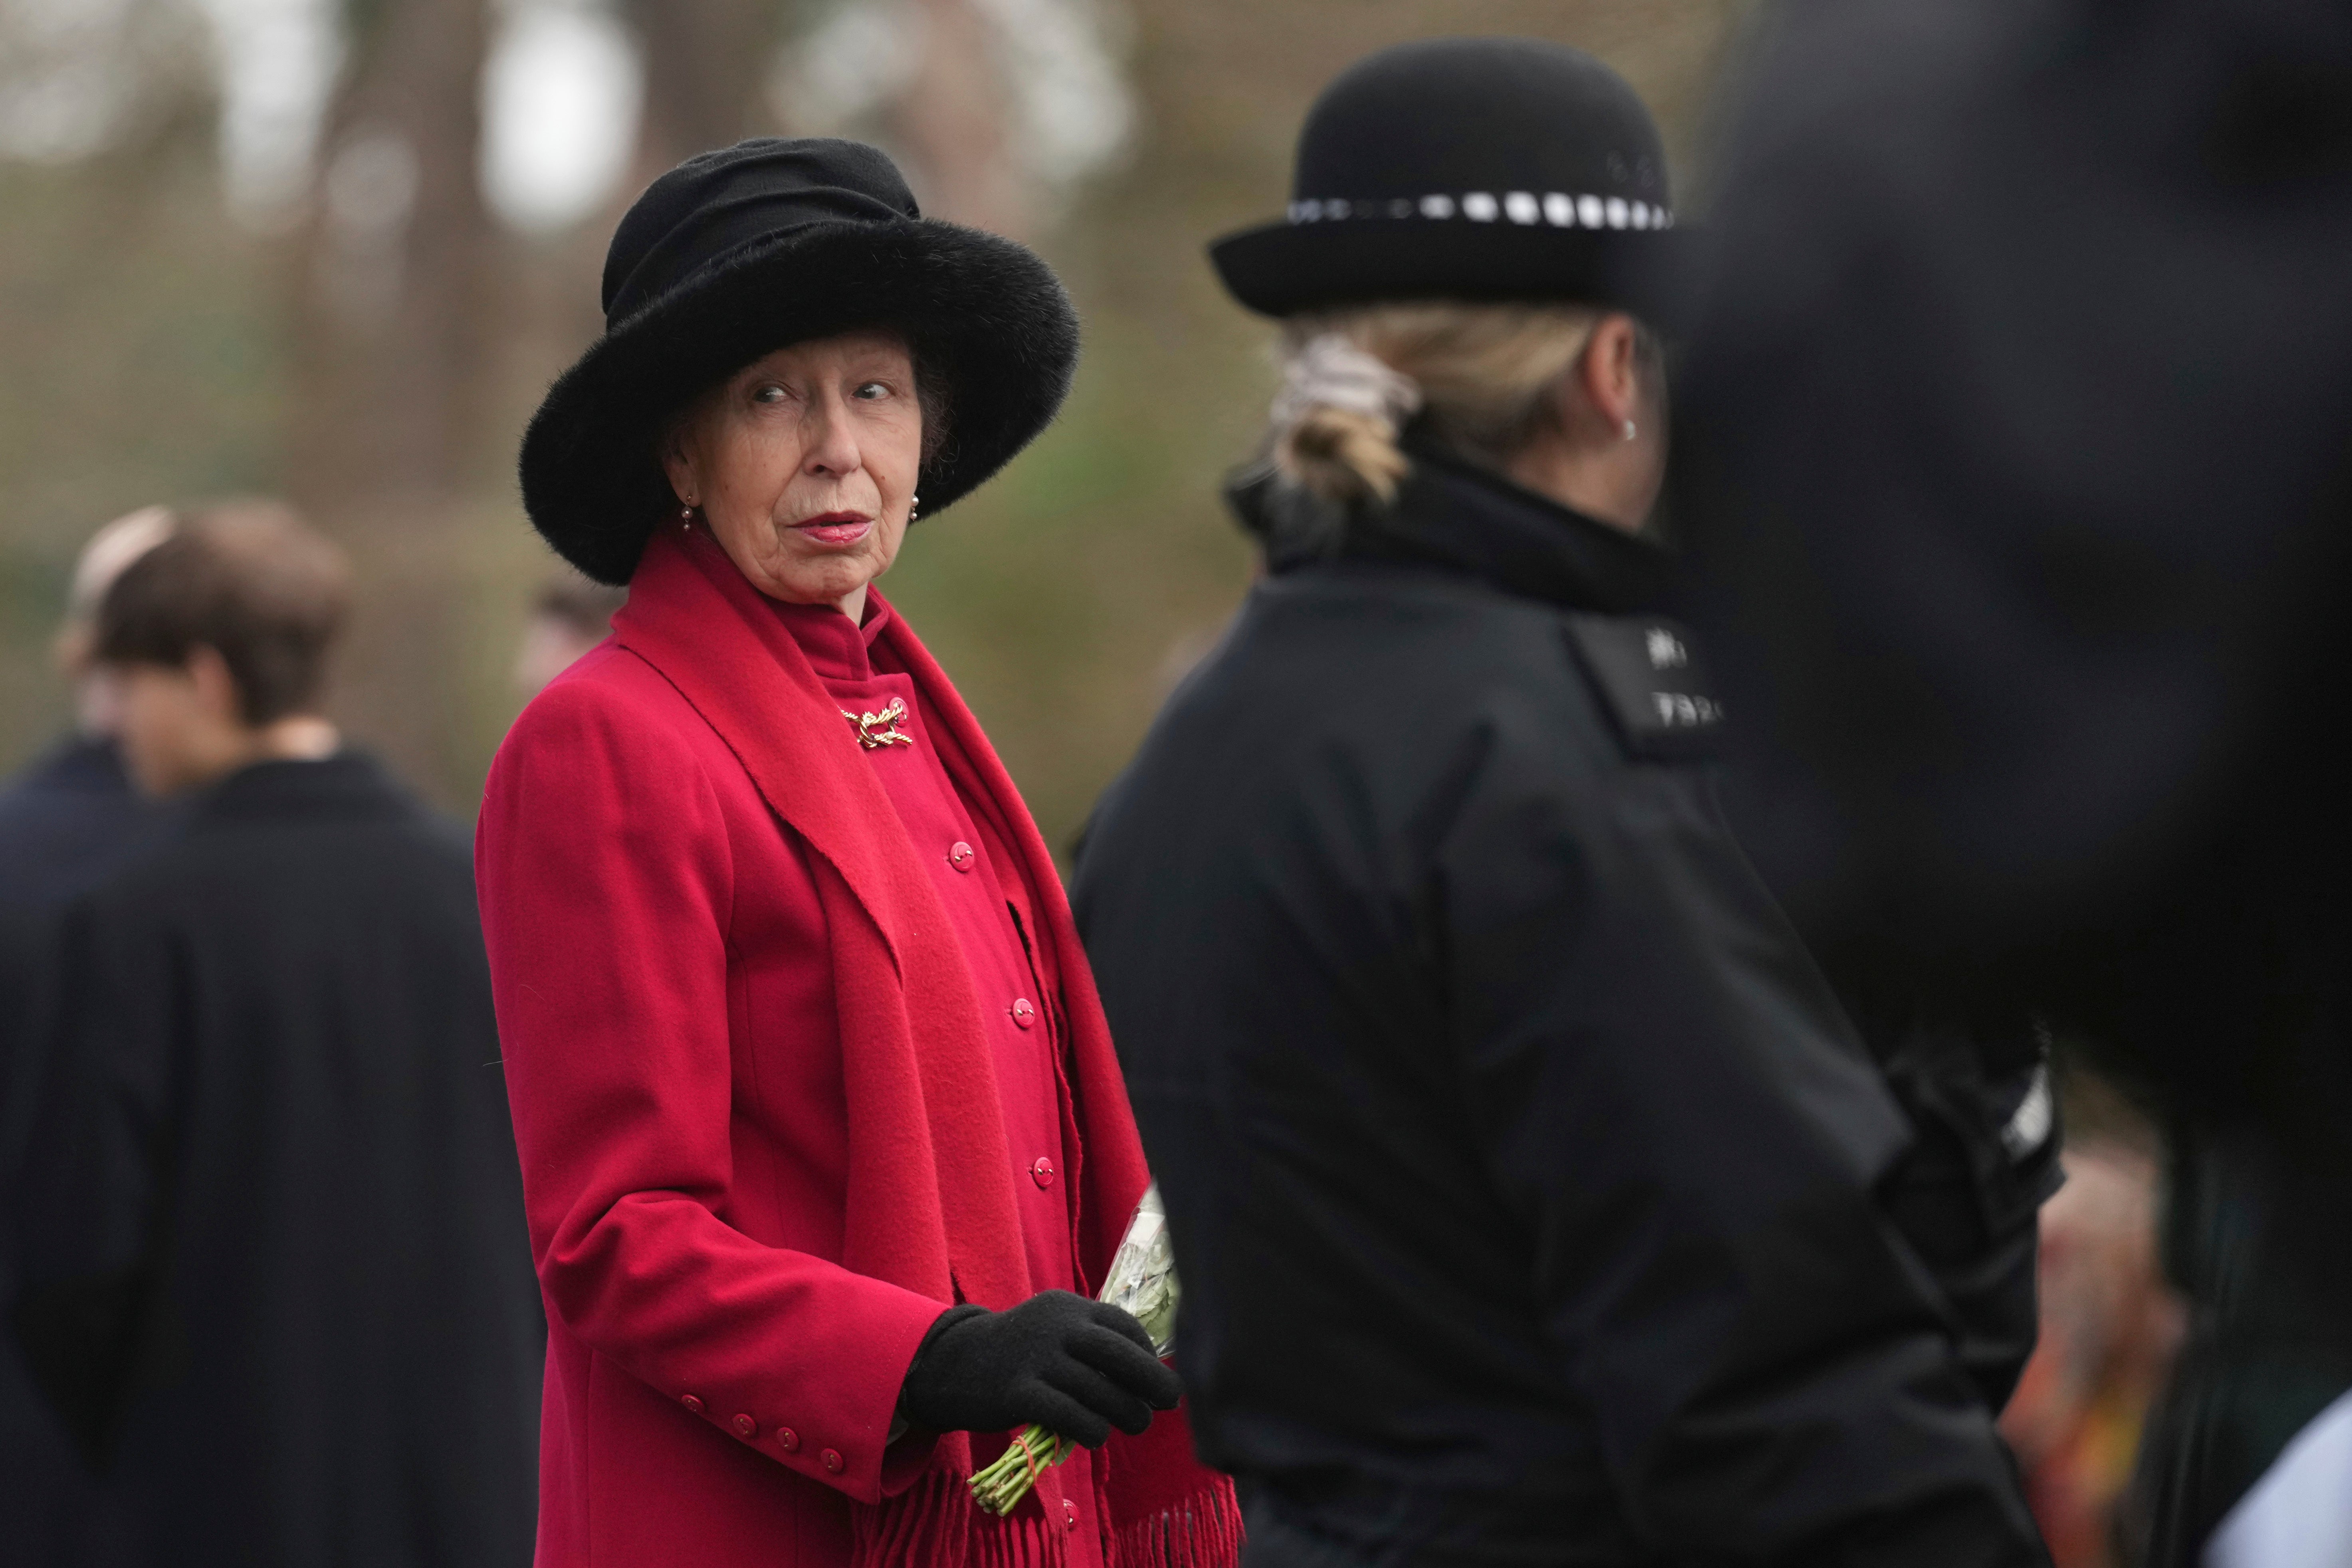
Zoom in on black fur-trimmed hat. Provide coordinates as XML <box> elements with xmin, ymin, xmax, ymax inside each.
<box><xmin>519</xmin><ymin>138</ymin><xmax>1079</xmax><ymax>585</ymax></box>
<box><xmin>1211</xmin><ymin>38</ymin><xmax>1688</xmax><ymax>325</ymax></box>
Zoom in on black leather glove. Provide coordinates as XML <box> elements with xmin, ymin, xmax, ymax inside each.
<box><xmin>898</xmin><ymin>1290</ymin><xmax>1183</xmax><ymax>1447</ymax></box>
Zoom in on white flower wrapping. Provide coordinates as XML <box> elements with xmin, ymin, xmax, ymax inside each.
<box><xmin>967</xmin><ymin>1184</ymin><xmax>1179</xmax><ymax>1516</ymax></box>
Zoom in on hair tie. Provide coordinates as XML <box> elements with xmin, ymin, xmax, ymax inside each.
<box><xmin>1270</xmin><ymin>334</ymin><xmax>1424</xmax><ymax>433</ymax></box>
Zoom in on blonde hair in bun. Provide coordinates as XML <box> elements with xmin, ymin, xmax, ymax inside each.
<box><xmin>1269</xmin><ymin>303</ymin><xmax>1606</xmax><ymax>507</ymax></box>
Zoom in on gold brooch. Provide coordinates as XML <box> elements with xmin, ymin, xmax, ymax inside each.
<box><xmin>841</xmin><ymin>697</ymin><xmax>913</xmax><ymax>750</ymax></box>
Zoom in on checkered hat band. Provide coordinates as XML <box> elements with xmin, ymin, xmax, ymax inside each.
<box><xmin>1286</xmin><ymin>192</ymin><xmax>1672</xmax><ymax>232</ymax></box>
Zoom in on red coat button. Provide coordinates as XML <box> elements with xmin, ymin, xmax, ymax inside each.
<box><xmin>732</xmin><ymin>1413</ymin><xmax>756</xmax><ymax>1437</ymax></box>
<box><xmin>681</xmin><ymin>1394</ymin><xmax>704</xmax><ymax>1414</ymax></box>
<box><xmin>1030</xmin><ymin>1156</ymin><xmax>1054</xmax><ymax>1187</ymax></box>
<box><xmin>1063</xmin><ymin>1498</ymin><xmax>1078</xmax><ymax>1529</ymax></box>
<box><xmin>821</xmin><ymin>1447</ymin><xmax>844</xmax><ymax>1474</ymax></box>
<box><xmin>777</xmin><ymin>1427</ymin><xmax>800</xmax><ymax>1452</ymax></box>
<box><xmin>948</xmin><ymin>841</ymin><xmax>975</xmax><ymax>872</ymax></box>
<box><xmin>1010</xmin><ymin>998</ymin><xmax>1036</xmax><ymax>1030</ymax></box>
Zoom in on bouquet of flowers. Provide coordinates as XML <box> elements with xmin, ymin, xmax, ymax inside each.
<box><xmin>968</xmin><ymin>1183</ymin><xmax>1179</xmax><ymax>1517</ymax></box>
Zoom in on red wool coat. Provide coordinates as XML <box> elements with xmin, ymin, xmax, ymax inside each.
<box><xmin>475</xmin><ymin>524</ymin><xmax>1237</xmax><ymax>1568</ymax></box>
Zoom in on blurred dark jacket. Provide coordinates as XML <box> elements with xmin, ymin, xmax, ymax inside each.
<box><xmin>0</xmin><ymin>736</ymin><xmax>154</xmax><ymax>1126</ymax></box>
<box><xmin>0</xmin><ymin>735</ymin><xmax>147</xmax><ymax>895</ymax></box>
<box><xmin>1074</xmin><ymin>449</ymin><xmax>2049</xmax><ymax>1567</ymax></box>
<box><xmin>0</xmin><ymin>735</ymin><xmax>157</xmax><ymax>1567</ymax></box>
<box><xmin>1846</xmin><ymin>1005</ymin><xmax>2060</xmax><ymax>1415</ymax></box>
<box><xmin>9</xmin><ymin>752</ymin><xmax>541</xmax><ymax>1568</ymax></box>
<box><xmin>1674</xmin><ymin>1</ymin><xmax>2352</xmax><ymax>1556</ymax></box>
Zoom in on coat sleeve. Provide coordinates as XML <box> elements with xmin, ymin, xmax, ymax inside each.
<box><xmin>1865</xmin><ymin>1010</ymin><xmax>2062</xmax><ymax>1417</ymax></box>
<box><xmin>475</xmin><ymin>676</ymin><xmax>947</xmax><ymax>1503</ymax></box>
<box><xmin>1435</xmin><ymin>706</ymin><xmax>2050</xmax><ymax>1566</ymax></box>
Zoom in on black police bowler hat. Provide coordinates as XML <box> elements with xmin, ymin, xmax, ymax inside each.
<box><xmin>519</xmin><ymin>138</ymin><xmax>1079</xmax><ymax>585</ymax></box>
<box><xmin>1211</xmin><ymin>38</ymin><xmax>1688</xmax><ymax>324</ymax></box>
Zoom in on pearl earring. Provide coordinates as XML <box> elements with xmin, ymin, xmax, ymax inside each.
<box><xmin>908</xmin><ymin>493</ymin><xmax>921</xmax><ymax>521</ymax></box>
<box><xmin>1622</xmin><ymin>420</ymin><xmax>1639</xmax><ymax>443</ymax></box>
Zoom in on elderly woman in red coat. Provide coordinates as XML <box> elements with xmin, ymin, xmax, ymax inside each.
<box><xmin>476</xmin><ymin>138</ymin><xmax>1239</xmax><ymax>1568</ymax></box>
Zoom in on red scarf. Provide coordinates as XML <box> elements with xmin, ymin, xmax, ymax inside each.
<box><xmin>615</xmin><ymin>526</ymin><xmax>1240</xmax><ymax>1568</ymax></box>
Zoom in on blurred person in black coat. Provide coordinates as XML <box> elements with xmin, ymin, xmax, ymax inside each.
<box><xmin>8</xmin><ymin>503</ymin><xmax>541</xmax><ymax>1568</ymax></box>
<box><xmin>0</xmin><ymin>507</ymin><xmax>174</xmax><ymax>901</ymax></box>
<box><xmin>1673</xmin><ymin>1</ymin><xmax>2352</xmax><ymax>1560</ymax></box>
<box><xmin>0</xmin><ymin>504</ymin><xmax>177</xmax><ymax>1065</ymax></box>
<box><xmin>1074</xmin><ymin>40</ymin><xmax>2050</xmax><ymax>1568</ymax></box>
<box><xmin>0</xmin><ymin>504</ymin><xmax>175</xmax><ymax>1568</ymax></box>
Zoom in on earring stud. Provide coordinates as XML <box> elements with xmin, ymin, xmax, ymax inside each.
<box><xmin>1622</xmin><ymin>420</ymin><xmax>1639</xmax><ymax>443</ymax></box>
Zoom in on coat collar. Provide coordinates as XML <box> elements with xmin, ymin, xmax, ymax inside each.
<box><xmin>769</xmin><ymin>592</ymin><xmax>892</xmax><ymax>683</ymax></box>
<box><xmin>611</xmin><ymin>524</ymin><xmax>956</xmax><ymax>987</ymax></box>
<box><xmin>192</xmin><ymin>752</ymin><xmax>417</xmax><ymax>824</ymax></box>
<box><xmin>1231</xmin><ymin>440</ymin><xmax>1674</xmax><ymax>616</ymax></box>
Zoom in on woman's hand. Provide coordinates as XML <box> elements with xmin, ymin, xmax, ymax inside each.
<box><xmin>899</xmin><ymin>1291</ymin><xmax>1183</xmax><ymax>1447</ymax></box>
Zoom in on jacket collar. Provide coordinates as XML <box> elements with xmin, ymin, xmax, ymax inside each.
<box><xmin>768</xmin><ymin>592</ymin><xmax>893</xmax><ymax>683</ymax></box>
<box><xmin>611</xmin><ymin>525</ymin><xmax>935</xmax><ymax>976</ymax></box>
<box><xmin>1231</xmin><ymin>440</ymin><xmax>1674</xmax><ymax>616</ymax></box>
<box><xmin>192</xmin><ymin>751</ymin><xmax>415</xmax><ymax>824</ymax></box>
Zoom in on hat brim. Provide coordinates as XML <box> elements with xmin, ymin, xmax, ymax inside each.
<box><xmin>1209</xmin><ymin>218</ymin><xmax>1691</xmax><ymax>331</ymax></box>
<box><xmin>520</xmin><ymin>219</ymin><xmax>1078</xmax><ymax>585</ymax></box>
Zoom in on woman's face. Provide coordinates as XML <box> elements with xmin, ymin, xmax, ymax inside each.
<box><xmin>662</xmin><ymin>331</ymin><xmax>923</xmax><ymax>613</ymax></box>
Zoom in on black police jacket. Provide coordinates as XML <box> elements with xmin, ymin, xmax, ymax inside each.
<box><xmin>1072</xmin><ymin>449</ymin><xmax>2049</xmax><ymax>1567</ymax></box>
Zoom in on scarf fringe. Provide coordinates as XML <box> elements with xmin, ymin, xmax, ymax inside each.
<box><xmin>1110</xmin><ymin>1479</ymin><xmax>1246</xmax><ymax>1568</ymax></box>
<box><xmin>851</xmin><ymin>1464</ymin><xmax>1072</xmax><ymax>1568</ymax></box>
<box><xmin>852</xmin><ymin>1464</ymin><xmax>1242</xmax><ymax>1568</ymax></box>
<box><xmin>972</xmin><ymin>1504</ymin><xmax>1070</xmax><ymax>1568</ymax></box>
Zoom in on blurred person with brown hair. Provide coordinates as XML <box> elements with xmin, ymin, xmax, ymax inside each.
<box><xmin>8</xmin><ymin>501</ymin><xmax>541</xmax><ymax>1568</ymax></box>
<box><xmin>0</xmin><ymin>506</ymin><xmax>174</xmax><ymax>1568</ymax></box>
<box><xmin>511</xmin><ymin>573</ymin><xmax>626</xmax><ymax>698</ymax></box>
<box><xmin>1073</xmin><ymin>38</ymin><xmax>2047</xmax><ymax>1568</ymax></box>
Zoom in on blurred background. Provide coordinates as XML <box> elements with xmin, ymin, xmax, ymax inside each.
<box><xmin>0</xmin><ymin>0</ymin><xmax>1739</xmax><ymax>840</ymax></box>
<box><xmin>0</xmin><ymin>4</ymin><xmax>2186</xmax><ymax>1564</ymax></box>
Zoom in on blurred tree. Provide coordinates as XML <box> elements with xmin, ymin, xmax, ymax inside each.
<box><xmin>892</xmin><ymin>0</ymin><xmax>1026</xmax><ymax>234</ymax></box>
<box><xmin>287</xmin><ymin>0</ymin><xmax>493</xmax><ymax>794</ymax></box>
<box><xmin>0</xmin><ymin>8</ymin><xmax>277</xmax><ymax>762</ymax></box>
<box><xmin>626</xmin><ymin>0</ymin><xmax>784</xmax><ymax>175</ymax></box>
<box><xmin>0</xmin><ymin>0</ymin><xmax>210</xmax><ymax>164</ymax></box>
<box><xmin>770</xmin><ymin>0</ymin><xmax>1132</xmax><ymax>237</ymax></box>
<box><xmin>293</xmin><ymin>0</ymin><xmax>492</xmax><ymax>509</ymax></box>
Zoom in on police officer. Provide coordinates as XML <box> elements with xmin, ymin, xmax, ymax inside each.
<box><xmin>1073</xmin><ymin>39</ymin><xmax>2051</xmax><ymax>1567</ymax></box>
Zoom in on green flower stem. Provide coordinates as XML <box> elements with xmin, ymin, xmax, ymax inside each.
<box><xmin>967</xmin><ymin>1422</ymin><xmax>1074</xmax><ymax>1515</ymax></box>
